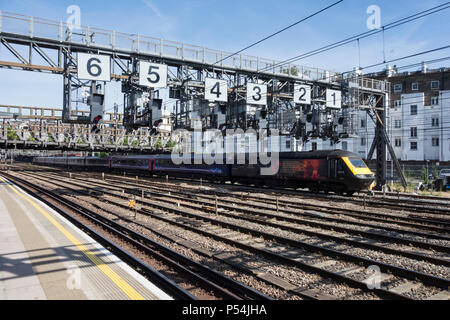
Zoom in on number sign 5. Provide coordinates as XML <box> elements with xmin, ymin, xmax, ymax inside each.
<box><xmin>77</xmin><ymin>53</ymin><xmax>111</xmax><ymax>82</ymax></box>
<box><xmin>139</xmin><ymin>62</ymin><xmax>168</xmax><ymax>88</ymax></box>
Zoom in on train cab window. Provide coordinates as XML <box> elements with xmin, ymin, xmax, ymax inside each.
<box><xmin>348</xmin><ymin>157</ymin><xmax>368</xmax><ymax>169</ymax></box>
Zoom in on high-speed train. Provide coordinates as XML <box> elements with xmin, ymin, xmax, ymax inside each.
<box><xmin>33</xmin><ymin>150</ymin><xmax>375</xmax><ymax>196</ymax></box>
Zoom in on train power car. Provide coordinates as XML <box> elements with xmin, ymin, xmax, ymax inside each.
<box><xmin>33</xmin><ymin>150</ymin><xmax>375</xmax><ymax>195</ymax></box>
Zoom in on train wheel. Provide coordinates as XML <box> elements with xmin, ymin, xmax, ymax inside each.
<box><xmin>309</xmin><ymin>186</ymin><xmax>319</xmax><ymax>194</ymax></box>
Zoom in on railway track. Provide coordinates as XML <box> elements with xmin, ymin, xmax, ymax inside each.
<box><xmin>25</xmin><ymin>168</ymin><xmax>449</xmax><ymax>242</ymax></box>
<box><xmin>27</xmin><ymin>170</ymin><xmax>450</xmax><ymax>255</ymax></box>
<box><xmin>7</xmin><ymin>168</ymin><xmax>450</xmax><ymax>300</ymax></box>
<box><xmin>1</xmin><ymin>172</ymin><xmax>272</xmax><ymax>301</ymax></box>
<box><xmin>81</xmin><ymin>172</ymin><xmax>450</xmax><ymax>236</ymax></box>
<box><xmin>13</xmin><ymin>164</ymin><xmax>450</xmax><ymax>215</ymax></box>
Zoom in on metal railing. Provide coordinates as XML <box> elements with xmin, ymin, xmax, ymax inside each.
<box><xmin>0</xmin><ymin>11</ymin><xmax>390</xmax><ymax>93</ymax></box>
<box><xmin>0</xmin><ymin>10</ymin><xmax>340</xmax><ymax>82</ymax></box>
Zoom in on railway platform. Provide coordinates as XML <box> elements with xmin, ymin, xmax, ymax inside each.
<box><xmin>0</xmin><ymin>175</ymin><xmax>173</xmax><ymax>300</ymax></box>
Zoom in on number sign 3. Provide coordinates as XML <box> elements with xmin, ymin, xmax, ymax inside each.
<box><xmin>247</xmin><ymin>83</ymin><xmax>267</xmax><ymax>105</ymax></box>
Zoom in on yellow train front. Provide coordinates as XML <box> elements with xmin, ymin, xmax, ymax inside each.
<box><xmin>275</xmin><ymin>150</ymin><xmax>375</xmax><ymax>196</ymax></box>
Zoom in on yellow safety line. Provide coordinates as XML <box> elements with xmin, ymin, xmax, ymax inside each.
<box><xmin>0</xmin><ymin>176</ymin><xmax>145</xmax><ymax>300</ymax></box>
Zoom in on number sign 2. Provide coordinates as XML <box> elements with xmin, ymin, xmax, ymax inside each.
<box><xmin>293</xmin><ymin>84</ymin><xmax>311</xmax><ymax>105</ymax></box>
<box><xmin>77</xmin><ymin>53</ymin><xmax>111</xmax><ymax>81</ymax></box>
<box><xmin>139</xmin><ymin>62</ymin><xmax>168</xmax><ymax>88</ymax></box>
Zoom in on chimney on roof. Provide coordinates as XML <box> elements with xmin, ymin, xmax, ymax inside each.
<box><xmin>422</xmin><ymin>61</ymin><xmax>428</xmax><ymax>74</ymax></box>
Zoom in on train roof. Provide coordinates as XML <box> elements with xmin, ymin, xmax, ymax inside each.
<box><xmin>36</xmin><ymin>150</ymin><xmax>363</xmax><ymax>161</ymax></box>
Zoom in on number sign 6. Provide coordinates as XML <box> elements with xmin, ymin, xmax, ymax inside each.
<box><xmin>77</xmin><ymin>53</ymin><xmax>111</xmax><ymax>81</ymax></box>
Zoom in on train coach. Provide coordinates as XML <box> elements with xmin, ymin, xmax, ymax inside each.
<box><xmin>33</xmin><ymin>150</ymin><xmax>375</xmax><ymax>195</ymax></box>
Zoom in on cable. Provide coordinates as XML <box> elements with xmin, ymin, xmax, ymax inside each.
<box><xmin>157</xmin><ymin>3</ymin><xmax>450</xmax><ymax>110</ymax></box>
<box><xmin>213</xmin><ymin>0</ymin><xmax>344</xmax><ymax>66</ymax></box>
<box><xmin>127</xmin><ymin>3</ymin><xmax>450</xmax><ymax>118</ymax></box>
<box><xmin>256</xmin><ymin>2</ymin><xmax>450</xmax><ymax>74</ymax></box>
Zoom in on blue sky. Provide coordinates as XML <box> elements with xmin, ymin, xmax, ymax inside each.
<box><xmin>0</xmin><ymin>0</ymin><xmax>449</xmax><ymax>110</ymax></box>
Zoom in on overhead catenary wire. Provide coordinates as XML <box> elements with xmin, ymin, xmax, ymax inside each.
<box><xmin>213</xmin><ymin>0</ymin><xmax>344</xmax><ymax>66</ymax></box>
<box><xmin>128</xmin><ymin>2</ymin><xmax>450</xmax><ymax>120</ymax></box>
<box><xmin>255</xmin><ymin>2</ymin><xmax>450</xmax><ymax>74</ymax></box>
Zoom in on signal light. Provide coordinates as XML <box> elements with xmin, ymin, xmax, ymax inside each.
<box><xmin>91</xmin><ymin>115</ymin><xmax>102</xmax><ymax>134</ymax></box>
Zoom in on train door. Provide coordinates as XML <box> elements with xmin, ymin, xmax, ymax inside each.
<box><xmin>337</xmin><ymin>159</ymin><xmax>346</xmax><ymax>180</ymax></box>
<box><xmin>149</xmin><ymin>159</ymin><xmax>154</xmax><ymax>172</ymax></box>
<box><xmin>329</xmin><ymin>159</ymin><xmax>346</xmax><ymax>180</ymax></box>
<box><xmin>329</xmin><ymin>159</ymin><xmax>336</xmax><ymax>179</ymax></box>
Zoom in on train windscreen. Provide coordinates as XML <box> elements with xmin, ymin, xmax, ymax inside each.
<box><xmin>348</xmin><ymin>157</ymin><xmax>368</xmax><ymax>169</ymax></box>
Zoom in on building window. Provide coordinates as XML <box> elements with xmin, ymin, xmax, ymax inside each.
<box><xmin>411</xmin><ymin>127</ymin><xmax>417</xmax><ymax>138</ymax></box>
<box><xmin>286</xmin><ymin>140</ymin><xmax>291</xmax><ymax>149</ymax></box>
<box><xmin>394</xmin><ymin>100</ymin><xmax>401</xmax><ymax>108</ymax></box>
<box><xmin>412</xmin><ymin>83</ymin><xmax>419</xmax><ymax>91</ymax></box>
<box><xmin>431</xmin><ymin>81</ymin><xmax>440</xmax><ymax>89</ymax></box>
<box><xmin>361</xmin><ymin>138</ymin><xmax>366</xmax><ymax>146</ymax></box>
<box><xmin>394</xmin><ymin>84</ymin><xmax>402</xmax><ymax>92</ymax></box>
<box><xmin>360</xmin><ymin>119</ymin><xmax>366</xmax><ymax>128</ymax></box>
<box><xmin>432</xmin><ymin>118</ymin><xmax>439</xmax><ymax>127</ymax></box>
<box><xmin>431</xmin><ymin>97</ymin><xmax>439</xmax><ymax>105</ymax></box>
<box><xmin>312</xmin><ymin>142</ymin><xmax>317</xmax><ymax>151</ymax></box>
<box><xmin>432</xmin><ymin>137</ymin><xmax>439</xmax><ymax>147</ymax></box>
<box><xmin>410</xmin><ymin>105</ymin><xmax>418</xmax><ymax>115</ymax></box>
<box><xmin>395</xmin><ymin>138</ymin><xmax>402</xmax><ymax>147</ymax></box>
<box><xmin>394</xmin><ymin>120</ymin><xmax>402</xmax><ymax>128</ymax></box>
<box><xmin>410</xmin><ymin>142</ymin><xmax>418</xmax><ymax>150</ymax></box>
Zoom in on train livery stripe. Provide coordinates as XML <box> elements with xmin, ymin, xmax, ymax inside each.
<box><xmin>0</xmin><ymin>176</ymin><xmax>146</xmax><ymax>300</ymax></box>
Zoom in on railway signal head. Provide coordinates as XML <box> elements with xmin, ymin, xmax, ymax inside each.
<box><xmin>91</xmin><ymin>115</ymin><xmax>102</xmax><ymax>134</ymax></box>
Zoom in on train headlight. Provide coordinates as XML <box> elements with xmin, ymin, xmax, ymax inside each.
<box><xmin>356</xmin><ymin>174</ymin><xmax>373</xmax><ymax>179</ymax></box>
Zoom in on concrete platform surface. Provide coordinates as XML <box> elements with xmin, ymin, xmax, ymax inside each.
<box><xmin>0</xmin><ymin>175</ymin><xmax>173</xmax><ymax>300</ymax></box>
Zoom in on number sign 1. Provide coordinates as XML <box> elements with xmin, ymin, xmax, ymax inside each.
<box><xmin>293</xmin><ymin>84</ymin><xmax>311</xmax><ymax>105</ymax></box>
<box><xmin>77</xmin><ymin>53</ymin><xmax>111</xmax><ymax>82</ymax></box>
<box><xmin>326</xmin><ymin>89</ymin><xmax>342</xmax><ymax>109</ymax></box>
<box><xmin>247</xmin><ymin>83</ymin><xmax>267</xmax><ymax>105</ymax></box>
<box><xmin>205</xmin><ymin>78</ymin><xmax>228</xmax><ymax>102</ymax></box>
<box><xmin>139</xmin><ymin>62</ymin><xmax>168</xmax><ymax>88</ymax></box>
